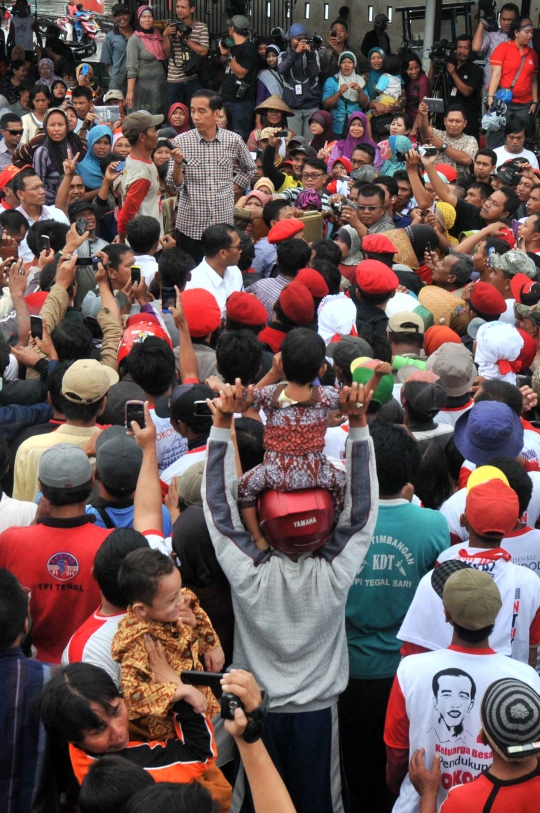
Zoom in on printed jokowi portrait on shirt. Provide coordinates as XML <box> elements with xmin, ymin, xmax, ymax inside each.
<box><xmin>430</xmin><ymin>668</ymin><xmax>476</xmax><ymax>744</ymax></box>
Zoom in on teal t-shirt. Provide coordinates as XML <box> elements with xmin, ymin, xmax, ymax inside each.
<box><xmin>345</xmin><ymin>499</ymin><xmax>450</xmax><ymax>680</ymax></box>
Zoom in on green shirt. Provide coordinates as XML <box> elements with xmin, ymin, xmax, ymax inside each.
<box><xmin>345</xmin><ymin>499</ymin><xmax>450</xmax><ymax>680</ymax></box>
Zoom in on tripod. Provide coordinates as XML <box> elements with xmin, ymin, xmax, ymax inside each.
<box><xmin>430</xmin><ymin>63</ymin><xmax>452</xmax><ymax>129</ymax></box>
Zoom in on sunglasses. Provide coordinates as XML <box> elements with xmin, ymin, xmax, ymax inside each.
<box><xmin>5</xmin><ymin>129</ymin><xmax>23</xmax><ymax>136</ymax></box>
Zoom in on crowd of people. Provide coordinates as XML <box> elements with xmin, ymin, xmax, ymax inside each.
<box><xmin>4</xmin><ymin>2</ymin><xmax>540</xmax><ymax>813</ymax></box>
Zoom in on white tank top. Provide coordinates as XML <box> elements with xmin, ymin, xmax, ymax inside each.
<box><xmin>12</xmin><ymin>14</ymin><xmax>35</xmax><ymax>50</ymax></box>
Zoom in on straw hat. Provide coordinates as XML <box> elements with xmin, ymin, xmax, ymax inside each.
<box><xmin>379</xmin><ymin>229</ymin><xmax>418</xmax><ymax>270</ymax></box>
<box><xmin>419</xmin><ymin>286</ymin><xmax>465</xmax><ymax>327</ymax></box>
<box><xmin>254</xmin><ymin>95</ymin><xmax>294</xmax><ymax>116</ymax></box>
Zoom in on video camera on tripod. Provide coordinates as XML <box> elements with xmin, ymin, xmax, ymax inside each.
<box><xmin>429</xmin><ymin>40</ymin><xmax>457</xmax><ymax>70</ymax></box>
<box><xmin>476</xmin><ymin>0</ymin><xmax>499</xmax><ymax>33</ymax></box>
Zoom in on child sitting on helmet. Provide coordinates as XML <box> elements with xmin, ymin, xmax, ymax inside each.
<box><xmin>236</xmin><ymin>327</ymin><xmax>389</xmax><ymax>548</ymax></box>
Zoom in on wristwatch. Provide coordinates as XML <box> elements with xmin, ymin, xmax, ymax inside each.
<box><xmin>440</xmin><ymin>142</ymin><xmax>448</xmax><ymax>152</ymax></box>
<box><xmin>243</xmin><ymin>690</ymin><xmax>270</xmax><ymax>743</ymax></box>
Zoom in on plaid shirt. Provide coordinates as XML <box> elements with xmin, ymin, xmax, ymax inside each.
<box><xmin>167</xmin><ymin>127</ymin><xmax>256</xmax><ymax>240</ymax></box>
<box><xmin>245</xmin><ymin>274</ymin><xmax>290</xmax><ymax>323</ymax></box>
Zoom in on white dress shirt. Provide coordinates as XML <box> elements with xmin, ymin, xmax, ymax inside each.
<box><xmin>16</xmin><ymin>204</ymin><xmax>70</xmax><ymax>261</ymax></box>
<box><xmin>185</xmin><ymin>258</ymin><xmax>243</xmax><ymax>314</ymax></box>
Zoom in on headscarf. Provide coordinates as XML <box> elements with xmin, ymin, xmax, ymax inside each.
<box><xmin>475</xmin><ymin>321</ymin><xmax>524</xmax><ymax>384</ymax></box>
<box><xmin>366</xmin><ymin>47</ymin><xmax>386</xmax><ymax>100</ymax></box>
<box><xmin>335</xmin><ymin>224</ymin><xmax>363</xmax><ymax>266</ymax></box>
<box><xmin>40</xmin><ymin>108</ymin><xmax>84</xmax><ymax>174</ymax></box>
<box><xmin>133</xmin><ymin>5</ymin><xmax>167</xmax><ymax>61</ymax></box>
<box><xmin>245</xmin><ymin>189</ymin><xmax>268</xmax><ymax>207</ymax></box>
<box><xmin>405</xmin><ymin>224</ymin><xmax>440</xmax><ymax>262</ymax></box>
<box><xmin>424</xmin><ymin>325</ymin><xmax>461</xmax><ymax>356</ymax></box>
<box><xmin>254</xmin><ymin>177</ymin><xmax>275</xmax><ymax>196</ymax></box>
<box><xmin>77</xmin><ymin>124</ymin><xmax>112</xmax><ymax>189</ymax></box>
<box><xmin>168</xmin><ymin>102</ymin><xmax>189</xmax><ymax>134</ymax></box>
<box><xmin>49</xmin><ymin>78</ymin><xmax>68</xmax><ymax>107</ymax></box>
<box><xmin>380</xmin><ymin>135</ymin><xmax>412</xmax><ymax>176</ymax></box>
<box><xmin>318</xmin><ymin>293</ymin><xmax>358</xmax><ymax>344</ymax></box>
<box><xmin>336</xmin><ymin>51</ymin><xmax>365</xmax><ymax>102</ymax></box>
<box><xmin>309</xmin><ymin>110</ymin><xmax>334</xmax><ymax>151</ymax></box>
<box><xmin>296</xmin><ymin>189</ymin><xmax>322</xmax><ymax>211</ymax></box>
<box><xmin>258</xmin><ymin>44</ymin><xmax>284</xmax><ymax>98</ymax></box>
<box><xmin>332</xmin><ymin>112</ymin><xmax>381</xmax><ymax>167</ymax></box>
<box><xmin>36</xmin><ymin>58</ymin><xmax>60</xmax><ymax>89</ymax></box>
<box><xmin>113</xmin><ymin>131</ymin><xmax>128</xmax><ymax>149</ymax></box>
<box><xmin>435</xmin><ymin>201</ymin><xmax>459</xmax><ymax>246</ymax></box>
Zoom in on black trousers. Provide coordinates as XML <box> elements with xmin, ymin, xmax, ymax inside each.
<box><xmin>339</xmin><ymin>676</ymin><xmax>397</xmax><ymax>813</ymax></box>
<box><xmin>175</xmin><ymin>229</ymin><xmax>204</xmax><ymax>264</ymax></box>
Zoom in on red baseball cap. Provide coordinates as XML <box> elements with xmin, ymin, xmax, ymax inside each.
<box><xmin>510</xmin><ymin>273</ymin><xmax>540</xmax><ymax>305</ymax></box>
<box><xmin>226</xmin><ymin>291</ymin><xmax>268</xmax><ymax>326</ymax></box>
<box><xmin>296</xmin><ymin>267</ymin><xmax>329</xmax><ymax>299</ymax></box>
<box><xmin>182</xmin><ymin>289</ymin><xmax>221</xmax><ymax>337</ymax></box>
<box><xmin>268</xmin><ymin>219</ymin><xmax>305</xmax><ymax>244</ymax></box>
<box><xmin>516</xmin><ymin>328</ymin><xmax>537</xmax><ymax>371</ymax></box>
<box><xmin>434</xmin><ymin>163</ymin><xmax>457</xmax><ymax>183</ymax></box>
<box><xmin>469</xmin><ymin>282</ymin><xmax>506</xmax><ymax>317</ymax></box>
<box><xmin>361</xmin><ymin>234</ymin><xmax>398</xmax><ymax>254</ymax></box>
<box><xmin>356</xmin><ymin>260</ymin><xmax>399</xmax><ymax>294</ymax></box>
<box><xmin>496</xmin><ymin>226</ymin><xmax>516</xmax><ymax>249</ymax></box>
<box><xmin>466</xmin><ymin>479</ymin><xmax>519</xmax><ymax>536</ymax></box>
<box><xmin>0</xmin><ymin>164</ymin><xmax>21</xmax><ymax>190</ymax></box>
<box><xmin>279</xmin><ymin>281</ymin><xmax>314</xmax><ymax>325</ymax></box>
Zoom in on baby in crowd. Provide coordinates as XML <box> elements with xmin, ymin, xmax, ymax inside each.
<box><xmin>112</xmin><ymin>548</ymin><xmax>224</xmax><ymax>740</ymax></box>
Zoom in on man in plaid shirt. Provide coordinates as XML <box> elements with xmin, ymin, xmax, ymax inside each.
<box><xmin>166</xmin><ymin>88</ymin><xmax>256</xmax><ymax>262</ymax></box>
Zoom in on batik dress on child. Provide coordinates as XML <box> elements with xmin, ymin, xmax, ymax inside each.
<box><xmin>238</xmin><ymin>383</ymin><xmax>346</xmax><ymax>515</ymax></box>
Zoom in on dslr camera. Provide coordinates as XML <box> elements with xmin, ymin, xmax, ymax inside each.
<box><xmin>429</xmin><ymin>39</ymin><xmax>457</xmax><ymax>70</ymax></box>
<box><xmin>307</xmin><ymin>34</ymin><xmax>323</xmax><ymax>49</ymax></box>
<box><xmin>477</xmin><ymin>0</ymin><xmax>499</xmax><ymax>33</ymax></box>
<box><xmin>235</xmin><ymin>79</ymin><xmax>250</xmax><ymax>98</ymax></box>
<box><xmin>171</xmin><ymin>20</ymin><xmax>192</xmax><ymax>37</ymax></box>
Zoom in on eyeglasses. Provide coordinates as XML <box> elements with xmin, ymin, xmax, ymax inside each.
<box><xmin>25</xmin><ymin>184</ymin><xmax>45</xmax><ymax>192</ymax></box>
<box><xmin>357</xmin><ymin>204</ymin><xmax>382</xmax><ymax>212</ymax></box>
<box><xmin>229</xmin><ymin>242</ymin><xmax>242</xmax><ymax>250</ymax></box>
<box><xmin>5</xmin><ymin>129</ymin><xmax>23</xmax><ymax>136</ymax></box>
<box><xmin>301</xmin><ymin>172</ymin><xmax>324</xmax><ymax>180</ymax></box>
<box><xmin>351</xmin><ymin>159</ymin><xmax>367</xmax><ymax>167</ymax></box>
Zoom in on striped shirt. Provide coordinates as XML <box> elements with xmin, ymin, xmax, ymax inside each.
<box><xmin>167</xmin><ymin>20</ymin><xmax>209</xmax><ymax>83</ymax></box>
<box><xmin>167</xmin><ymin>127</ymin><xmax>256</xmax><ymax>240</ymax></box>
<box><xmin>278</xmin><ymin>186</ymin><xmax>331</xmax><ymax>210</ymax></box>
<box><xmin>0</xmin><ymin>648</ymin><xmax>52</xmax><ymax>813</ymax></box>
<box><xmin>245</xmin><ymin>273</ymin><xmax>290</xmax><ymax>323</ymax></box>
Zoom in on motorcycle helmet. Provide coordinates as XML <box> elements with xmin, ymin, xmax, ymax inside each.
<box><xmin>258</xmin><ymin>488</ymin><xmax>336</xmax><ymax>554</ymax></box>
<box><xmin>117</xmin><ymin>313</ymin><xmax>173</xmax><ymax>365</ymax></box>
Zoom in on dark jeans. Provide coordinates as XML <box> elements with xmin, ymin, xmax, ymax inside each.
<box><xmin>225</xmin><ymin>99</ymin><xmax>255</xmax><ymax>140</ymax></box>
<box><xmin>175</xmin><ymin>229</ymin><xmax>204</xmax><ymax>264</ymax></box>
<box><xmin>486</xmin><ymin>101</ymin><xmax>531</xmax><ymax>149</ymax></box>
<box><xmin>166</xmin><ymin>78</ymin><xmax>203</xmax><ymax>115</ymax></box>
<box><xmin>339</xmin><ymin>676</ymin><xmax>397</xmax><ymax>813</ymax></box>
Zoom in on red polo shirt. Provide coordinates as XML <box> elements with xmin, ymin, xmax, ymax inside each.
<box><xmin>490</xmin><ymin>40</ymin><xmax>538</xmax><ymax>104</ymax></box>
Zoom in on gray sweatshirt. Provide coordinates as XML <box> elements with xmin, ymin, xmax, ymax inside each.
<box><xmin>202</xmin><ymin>425</ymin><xmax>378</xmax><ymax>712</ymax></box>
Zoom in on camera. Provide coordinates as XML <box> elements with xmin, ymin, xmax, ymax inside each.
<box><xmin>429</xmin><ymin>39</ymin><xmax>457</xmax><ymax>70</ymax></box>
<box><xmin>418</xmin><ymin>145</ymin><xmax>439</xmax><ymax>157</ymax></box>
<box><xmin>307</xmin><ymin>34</ymin><xmax>323</xmax><ymax>49</ymax></box>
<box><xmin>235</xmin><ymin>79</ymin><xmax>250</xmax><ymax>98</ymax></box>
<box><xmin>477</xmin><ymin>0</ymin><xmax>499</xmax><ymax>33</ymax></box>
<box><xmin>220</xmin><ymin>35</ymin><xmax>235</xmax><ymax>50</ymax></box>
<box><xmin>330</xmin><ymin>28</ymin><xmax>338</xmax><ymax>37</ymax></box>
<box><xmin>394</xmin><ymin>150</ymin><xmax>408</xmax><ymax>162</ymax></box>
<box><xmin>177</xmin><ymin>21</ymin><xmax>192</xmax><ymax>36</ymax></box>
<box><xmin>331</xmin><ymin>200</ymin><xmax>343</xmax><ymax>216</ymax></box>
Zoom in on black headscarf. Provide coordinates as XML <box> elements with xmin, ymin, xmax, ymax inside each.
<box><xmin>172</xmin><ymin>505</ymin><xmax>225</xmax><ymax>589</ymax></box>
<box><xmin>41</xmin><ymin>107</ymin><xmax>84</xmax><ymax>174</ymax></box>
<box><xmin>405</xmin><ymin>225</ymin><xmax>440</xmax><ymax>262</ymax></box>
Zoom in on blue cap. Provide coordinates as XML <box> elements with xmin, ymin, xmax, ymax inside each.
<box><xmin>453</xmin><ymin>401</ymin><xmax>524</xmax><ymax>467</ymax></box>
<box><xmin>288</xmin><ymin>23</ymin><xmax>308</xmax><ymax>38</ymax></box>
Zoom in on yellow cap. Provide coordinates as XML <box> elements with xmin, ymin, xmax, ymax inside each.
<box><xmin>466</xmin><ymin>465</ymin><xmax>509</xmax><ymax>493</ymax></box>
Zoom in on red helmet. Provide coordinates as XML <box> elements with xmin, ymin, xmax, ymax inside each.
<box><xmin>258</xmin><ymin>488</ymin><xmax>335</xmax><ymax>555</ymax></box>
<box><xmin>117</xmin><ymin>315</ymin><xmax>173</xmax><ymax>365</ymax></box>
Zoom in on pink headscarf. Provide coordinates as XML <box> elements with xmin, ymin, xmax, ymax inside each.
<box><xmin>133</xmin><ymin>6</ymin><xmax>167</xmax><ymax>61</ymax></box>
<box><xmin>168</xmin><ymin>102</ymin><xmax>190</xmax><ymax>134</ymax></box>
